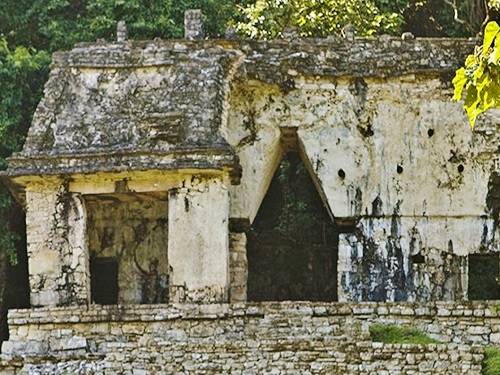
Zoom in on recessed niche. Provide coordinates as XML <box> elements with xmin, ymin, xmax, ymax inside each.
<box><xmin>427</xmin><ymin>129</ymin><xmax>434</xmax><ymax>138</ymax></box>
<box><xmin>338</xmin><ymin>169</ymin><xmax>346</xmax><ymax>179</ymax></box>
<box><xmin>85</xmin><ymin>192</ymin><xmax>169</xmax><ymax>305</ymax></box>
<box><xmin>458</xmin><ymin>164</ymin><xmax>464</xmax><ymax>173</ymax></box>
<box><xmin>397</xmin><ymin>165</ymin><xmax>403</xmax><ymax>174</ymax></box>
<box><xmin>468</xmin><ymin>253</ymin><xmax>500</xmax><ymax>300</ymax></box>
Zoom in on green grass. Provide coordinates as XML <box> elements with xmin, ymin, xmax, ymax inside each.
<box><xmin>369</xmin><ymin>323</ymin><xmax>439</xmax><ymax>345</ymax></box>
<box><xmin>484</xmin><ymin>347</ymin><xmax>500</xmax><ymax>375</ymax></box>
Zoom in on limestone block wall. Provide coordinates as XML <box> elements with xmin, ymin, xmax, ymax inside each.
<box><xmin>25</xmin><ymin>181</ymin><xmax>90</xmax><ymax>307</ymax></box>
<box><xmin>0</xmin><ymin>343</ymin><xmax>482</xmax><ymax>374</ymax></box>
<box><xmin>1</xmin><ymin>301</ymin><xmax>494</xmax><ymax>374</ymax></box>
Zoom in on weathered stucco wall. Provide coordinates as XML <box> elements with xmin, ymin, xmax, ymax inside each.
<box><xmin>338</xmin><ymin>216</ymin><xmax>498</xmax><ymax>302</ymax></box>
<box><xmin>168</xmin><ymin>178</ymin><xmax>230</xmax><ymax>303</ymax></box>
<box><xmin>225</xmin><ymin>76</ymin><xmax>497</xmax><ymax>219</ymax></box>
<box><xmin>1</xmin><ymin>301</ymin><xmax>493</xmax><ymax>374</ymax></box>
<box><xmin>224</xmin><ymin>73</ymin><xmax>499</xmax><ymax>302</ymax></box>
<box><xmin>25</xmin><ymin>180</ymin><xmax>90</xmax><ymax>307</ymax></box>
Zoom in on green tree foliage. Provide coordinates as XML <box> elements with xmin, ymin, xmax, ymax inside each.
<box><xmin>453</xmin><ymin>21</ymin><xmax>500</xmax><ymax>127</ymax></box>
<box><xmin>234</xmin><ymin>0</ymin><xmax>404</xmax><ymax>38</ymax></box>
<box><xmin>0</xmin><ymin>39</ymin><xmax>50</xmax><ymax>262</ymax></box>
<box><xmin>0</xmin><ymin>0</ymin><xmax>240</xmax><ymax>51</ymax></box>
<box><xmin>233</xmin><ymin>0</ymin><xmax>499</xmax><ymax>39</ymax></box>
<box><xmin>381</xmin><ymin>0</ymin><xmax>499</xmax><ymax>38</ymax></box>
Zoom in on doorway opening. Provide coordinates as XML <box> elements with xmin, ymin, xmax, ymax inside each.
<box><xmin>247</xmin><ymin>149</ymin><xmax>339</xmax><ymax>302</ymax></box>
<box><xmin>468</xmin><ymin>253</ymin><xmax>500</xmax><ymax>300</ymax></box>
<box><xmin>85</xmin><ymin>192</ymin><xmax>169</xmax><ymax>305</ymax></box>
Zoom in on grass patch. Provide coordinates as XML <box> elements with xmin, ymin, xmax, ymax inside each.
<box><xmin>369</xmin><ymin>323</ymin><xmax>439</xmax><ymax>345</ymax></box>
<box><xmin>484</xmin><ymin>347</ymin><xmax>500</xmax><ymax>375</ymax></box>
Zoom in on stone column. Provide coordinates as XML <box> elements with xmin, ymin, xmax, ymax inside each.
<box><xmin>168</xmin><ymin>178</ymin><xmax>230</xmax><ymax>303</ymax></box>
<box><xmin>26</xmin><ymin>181</ymin><xmax>90</xmax><ymax>307</ymax></box>
<box><xmin>229</xmin><ymin>232</ymin><xmax>247</xmax><ymax>302</ymax></box>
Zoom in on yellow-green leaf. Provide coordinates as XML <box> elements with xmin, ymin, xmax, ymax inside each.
<box><xmin>452</xmin><ymin>68</ymin><xmax>467</xmax><ymax>101</ymax></box>
<box><xmin>489</xmin><ymin>38</ymin><xmax>500</xmax><ymax>65</ymax></box>
<box><xmin>464</xmin><ymin>85</ymin><xmax>481</xmax><ymax>128</ymax></box>
<box><xmin>483</xmin><ymin>21</ymin><xmax>500</xmax><ymax>54</ymax></box>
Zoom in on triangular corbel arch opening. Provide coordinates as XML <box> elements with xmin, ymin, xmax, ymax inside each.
<box><xmin>246</xmin><ymin>126</ymin><xmax>339</xmax><ymax>302</ymax></box>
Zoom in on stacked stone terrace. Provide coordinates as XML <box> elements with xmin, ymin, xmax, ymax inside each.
<box><xmin>0</xmin><ymin>9</ymin><xmax>499</xmax><ymax>374</ymax></box>
<box><xmin>0</xmin><ymin>301</ymin><xmax>495</xmax><ymax>374</ymax></box>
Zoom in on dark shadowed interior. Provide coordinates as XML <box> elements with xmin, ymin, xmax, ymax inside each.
<box><xmin>247</xmin><ymin>152</ymin><xmax>339</xmax><ymax>302</ymax></box>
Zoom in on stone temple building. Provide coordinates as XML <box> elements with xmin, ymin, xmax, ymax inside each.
<box><xmin>0</xmin><ymin>10</ymin><xmax>498</xmax><ymax>374</ymax></box>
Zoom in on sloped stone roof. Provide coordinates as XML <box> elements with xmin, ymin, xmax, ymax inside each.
<box><xmin>6</xmin><ymin>43</ymin><xmax>244</xmax><ymax>177</ymax></box>
<box><xmin>3</xmin><ymin>36</ymin><xmax>476</xmax><ymax>179</ymax></box>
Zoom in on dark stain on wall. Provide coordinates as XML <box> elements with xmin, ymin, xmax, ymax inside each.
<box><xmin>487</xmin><ymin>172</ymin><xmax>500</xmax><ymax>223</ymax></box>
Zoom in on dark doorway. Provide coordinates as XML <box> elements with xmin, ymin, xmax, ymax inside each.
<box><xmin>468</xmin><ymin>254</ymin><xmax>500</xmax><ymax>300</ymax></box>
<box><xmin>1</xmin><ymin>199</ymin><xmax>29</xmax><ymax>343</ymax></box>
<box><xmin>247</xmin><ymin>152</ymin><xmax>338</xmax><ymax>301</ymax></box>
<box><xmin>91</xmin><ymin>257</ymin><xmax>119</xmax><ymax>305</ymax></box>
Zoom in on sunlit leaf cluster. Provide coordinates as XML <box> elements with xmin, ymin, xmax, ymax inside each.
<box><xmin>453</xmin><ymin>21</ymin><xmax>500</xmax><ymax>127</ymax></box>
<box><xmin>490</xmin><ymin>0</ymin><xmax>500</xmax><ymax>11</ymax></box>
<box><xmin>234</xmin><ymin>0</ymin><xmax>404</xmax><ymax>39</ymax></box>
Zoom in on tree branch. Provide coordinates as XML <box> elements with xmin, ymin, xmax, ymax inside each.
<box><xmin>444</xmin><ymin>0</ymin><xmax>474</xmax><ymax>32</ymax></box>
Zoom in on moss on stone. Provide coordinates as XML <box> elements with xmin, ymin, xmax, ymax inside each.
<box><xmin>369</xmin><ymin>323</ymin><xmax>439</xmax><ymax>345</ymax></box>
<box><xmin>484</xmin><ymin>347</ymin><xmax>500</xmax><ymax>375</ymax></box>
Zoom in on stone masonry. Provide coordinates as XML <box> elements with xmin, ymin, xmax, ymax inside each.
<box><xmin>2</xmin><ymin>32</ymin><xmax>496</xmax><ymax>307</ymax></box>
<box><xmin>0</xmin><ymin>301</ymin><xmax>495</xmax><ymax>374</ymax></box>
<box><xmin>0</xmin><ymin>10</ymin><xmax>498</xmax><ymax>374</ymax></box>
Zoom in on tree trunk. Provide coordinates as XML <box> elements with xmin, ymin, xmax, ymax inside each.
<box><xmin>0</xmin><ymin>248</ymin><xmax>9</xmax><ymax>344</ymax></box>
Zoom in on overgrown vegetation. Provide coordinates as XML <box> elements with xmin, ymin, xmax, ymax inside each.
<box><xmin>483</xmin><ymin>347</ymin><xmax>500</xmax><ymax>375</ymax></box>
<box><xmin>369</xmin><ymin>323</ymin><xmax>439</xmax><ymax>344</ymax></box>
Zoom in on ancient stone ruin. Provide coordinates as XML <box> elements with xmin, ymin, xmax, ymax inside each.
<box><xmin>0</xmin><ymin>10</ymin><xmax>498</xmax><ymax>374</ymax></box>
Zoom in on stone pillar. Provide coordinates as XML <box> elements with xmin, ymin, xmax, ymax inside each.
<box><xmin>26</xmin><ymin>182</ymin><xmax>90</xmax><ymax>307</ymax></box>
<box><xmin>184</xmin><ymin>9</ymin><xmax>204</xmax><ymax>40</ymax></box>
<box><xmin>168</xmin><ymin>179</ymin><xmax>229</xmax><ymax>303</ymax></box>
<box><xmin>229</xmin><ymin>232</ymin><xmax>247</xmax><ymax>302</ymax></box>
